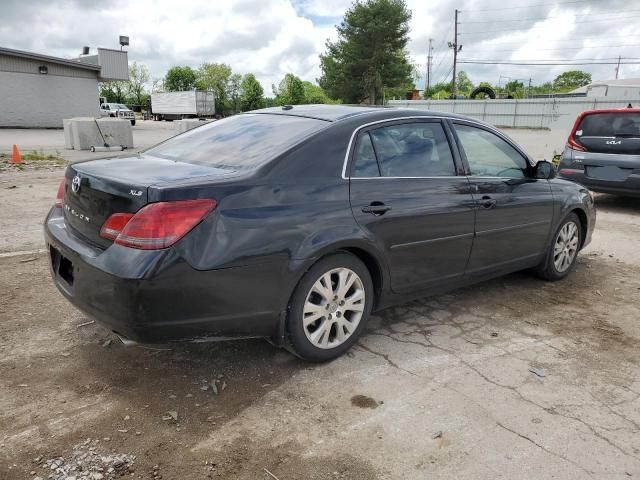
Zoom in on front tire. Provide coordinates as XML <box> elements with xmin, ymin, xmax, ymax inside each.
<box><xmin>287</xmin><ymin>253</ymin><xmax>373</xmax><ymax>362</ymax></box>
<box><xmin>535</xmin><ymin>212</ymin><xmax>582</xmax><ymax>281</ymax></box>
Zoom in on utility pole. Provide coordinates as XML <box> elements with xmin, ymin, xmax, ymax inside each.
<box><xmin>448</xmin><ymin>9</ymin><xmax>462</xmax><ymax>98</ymax></box>
<box><xmin>528</xmin><ymin>78</ymin><xmax>532</xmax><ymax>98</ymax></box>
<box><xmin>615</xmin><ymin>56</ymin><xmax>621</xmax><ymax>79</ymax></box>
<box><xmin>425</xmin><ymin>38</ymin><xmax>433</xmax><ymax>97</ymax></box>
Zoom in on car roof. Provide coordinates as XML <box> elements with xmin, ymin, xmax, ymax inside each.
<box><xmin>250</xmin><ymin>104</ymin><xmax>475</xmax><ymax>123</ymax></box>
<box><xmin>579</xmin><ymin>108</ymin><xmax>640</xmax><ymax>116</ymax></box>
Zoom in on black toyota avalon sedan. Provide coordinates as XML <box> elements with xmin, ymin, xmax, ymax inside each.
<box><xmin>45</xmin><ymin>105</ymin><xmax>596</xmax><ymax>361</ymax></box>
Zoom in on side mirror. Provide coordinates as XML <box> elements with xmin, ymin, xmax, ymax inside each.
<box><xmin>534</xmin><ymin>160</ymin><xmax>556</xmax><ymax>179</ymax></box>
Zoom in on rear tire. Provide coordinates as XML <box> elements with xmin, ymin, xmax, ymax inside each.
<box><xmin>534</xmin><ymin>212</ymin><xmax>582</xmax><ymax>281</ymax></box>
<box><xmin>287</xmin><ymin>253</ymin><xmax>373</xmax><ymax>362</ymax></box>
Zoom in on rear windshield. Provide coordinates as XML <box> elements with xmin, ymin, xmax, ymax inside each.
<box><xmin>576</xmin><ymin>112</ymin><xmax>640</xmax><ymax>138</ymax></box>
<box><xmin>146</xmin><ymin>114</ymin><xmax>328</xmax><ymax>170</ymax></box>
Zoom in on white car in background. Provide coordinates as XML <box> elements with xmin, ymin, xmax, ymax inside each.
<box><xmin>99</xmin><ymin>102</ymin><xmax>136</xmax><ymax>126</ymax></box>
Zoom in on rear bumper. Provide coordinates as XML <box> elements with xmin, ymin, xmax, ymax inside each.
<box><xmin>557</xmin><ymin>168</ymin><xmax>640</xmax><ymax>197</ymax></box>
<box><xmin>45</xmin><ymin>208</ymin><xmax>285</xmax><ymax>343</ymax></box>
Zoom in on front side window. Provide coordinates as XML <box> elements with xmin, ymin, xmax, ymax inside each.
<box><xmin>454</xmin><ymin>124</ymin><xmax>528</xmax><ymax>178</ymax></box>
<box><xmin>367</xmin><ymin>122</ymin><xmax>456</xmax><ymax>177</ymax></box>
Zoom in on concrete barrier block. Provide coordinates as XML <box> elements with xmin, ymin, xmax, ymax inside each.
<box><xmin>62</xmin><ymin>119</ymin><xmax>74</xmax><ymax>149</ymax></box>
<box><xmin>174</xmin><ymin>119</ymin><xmax>214</xmax><ymax>134</ymax></box>
<box><xmin>96</xmin><ymin>118</ymin><xmax>134</xmax><ymax>149</ymax></box>
<box><xmin>66</xmin><ymin>117</ymin><xmax>133</xmax><ymax>150</ymax></box>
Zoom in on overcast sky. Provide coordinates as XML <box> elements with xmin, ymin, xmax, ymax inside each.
<box><xmin>1</xmin><ymin>0</ymin><xmax>639</xmax><ymax>93</ymax></box>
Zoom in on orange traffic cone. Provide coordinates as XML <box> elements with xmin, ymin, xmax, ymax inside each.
<box><xmin>10</xmin><ymin>144</ymin><xmax>22</xmax><ymax>164</ymax></box>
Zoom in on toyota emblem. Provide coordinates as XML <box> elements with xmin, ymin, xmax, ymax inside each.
<box><xmin>71</xmin><ymin>175</ymin><xmax>81</xmax><ymax>194</ymax></box>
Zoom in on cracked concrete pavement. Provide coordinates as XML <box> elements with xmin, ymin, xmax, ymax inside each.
<box><xmin>191</xmin><ymin>254</ymin><xmax>640</xmax><ymax>479</ymax></box>
<box><xmin>0</xmin><ymin>130</ymin><xmax>639</xmax><ymax>479</ymax></box>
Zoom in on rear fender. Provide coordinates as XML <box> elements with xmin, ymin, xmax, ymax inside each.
<box><xmin>290</xmin><ymin>226</ymin><xmax>390</xmax><ymax>301</ymax></box>
<box><xmin>550</xmin><ymin>184</ymin><xmax>595</xmax><ymax>248</ymax></box>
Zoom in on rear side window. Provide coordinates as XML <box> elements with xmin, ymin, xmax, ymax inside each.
<box><xmin>352</xmin><ymin>133</ymin><xmax>380</xmax><ymax>177</ymax></box>
<box><xmin>367</xmin><ymin>122</ymin><xmax>456</xmax><ymax>177</ymax></box>
<box><xmin>146</xmin><ymin>114</ymin><xmax>327</xmax><ymax>170</ymax></box>
<box><xmin>577</xmin><ymin>112</ymin><xmax>640</xmax><ymax>137</ymax></box>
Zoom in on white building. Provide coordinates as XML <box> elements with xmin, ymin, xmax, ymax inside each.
<box><xmin>0</xmin><ymin>46</ymin><xmax>128</xmax><ymax>128</ymax></box>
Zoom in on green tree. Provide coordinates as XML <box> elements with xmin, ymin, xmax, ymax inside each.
<box><xmin>196</xmin><ymin>63</ymin><xmax>233</xmax><ymax>115</ymax></box>
<box><xmin>433</xmin><ymin>89</ymin><xmax>450</xmax><ymax>99</ymax></box>
<box><xmin>228</xmin><ymin>73</ymin><xmax>242</xmax><ymax>114</ymax></box>
<box><xmin>99</xmin><ymin>81</ymin><xmax>128</xmax><ymax>103</ymax></box>
<box><xmin>456</xmin><ymin>71</ymin><xmax>474</xmax><ymax>96</ymax></box>
<box><xmin>240</xmin><ymin>74</ymin><xmax>265</xmax><ymax>111</ymax></box>
<box><xmin>384</xmin><ymin>81</ymin><xmax>415</xmax><ymax>101</ymax></box>
<box><xmin>553</xmin><ymin>70</ymin><xmax>592</xmax><ymax>91</ymax></box>
<box><xmin>262</xmin><ymin>96</ymin><xmax>279</xmax><ymax>108</ymax></box>
<box><xmin>127</xmin><ymin>62</ymin><xmax>150</xmax><ymax>107</ymax></box>
<box><xmin>164</xmin><ymin>66</ymin><xmax>197</xmax><ymax>91</ymax></box>
<box><xmin>505</xmin><ymin>80</ymin><xmax>524</xmax><ymax>91</ymax></box>
<box><xmin>319</xmin><ymin>0</ymin><xmax>413</xmax><ymax>104</ymax></box>
<box><xmin>302</xmin><ymin>81</ymin><xmax>339</xmax><ymax>104</ymax></box>
<box><xmin>273</xmin><ymin>73</ymin><xmax>306</xmax><ymax>105</ymax></box>
<box><xmin>504</xmin><ymin>79</ymin><xmax>524</xmax><ymax>98</ymax></box>
<box><xmin>424</xmin><ymin>81</ymin><xmax>450</xmax><ymax>99</ymax></box>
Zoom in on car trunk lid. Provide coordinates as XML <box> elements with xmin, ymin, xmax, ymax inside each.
<box><xmin>573</xmin><ymin>111</ymin><xmax>640</xmax><ymax>155</ymax></box>
<box><xmin>63</xmin><ymin>155</ymin><xmax>238</xmax><ymax>248</ymax></box>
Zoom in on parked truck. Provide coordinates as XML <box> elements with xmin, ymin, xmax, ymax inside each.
<box><xmin>150</xmin><ymin>91</ymin><xmax>215</xmax><ymax>121</ymax></box>
<box><xmin>99</xmin><ymin>102</ymin><xmax>136</xmax><ymax>125</ymax></box>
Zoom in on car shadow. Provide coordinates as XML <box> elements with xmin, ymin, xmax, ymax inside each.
<box><xmin>594</xmin><ymin>193</ymin><xmax>640</xmax><ymax>214</ymax></box>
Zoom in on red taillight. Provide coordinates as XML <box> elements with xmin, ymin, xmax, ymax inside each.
<box><xmin>566</xmin><ymin>112</ymin><xmax>587</xmax><ymax>152</ymax></box>
<box><xmin>567</xmin><ymin>136</ymin><xmax>586</xmax><ymax>152</ymax></box>
<box><xmin>54</xmin><ymin>179</ymin><xmax>65</xmax><ymax>208</ymax></box>
<box><xmin>100</xmin><ymin>199</ymin><xmax>216</xmax><ymax>250</ymax></box>
<box><xmin>100</xmin><ymin>212</ymin><xmax>134</xmax><ymax>240</ymax></box>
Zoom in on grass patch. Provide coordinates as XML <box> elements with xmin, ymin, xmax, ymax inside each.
<box><xmin>20</xmin><ymin>149</ymin><xmax>64</xmax><ymax>161</ymax></box>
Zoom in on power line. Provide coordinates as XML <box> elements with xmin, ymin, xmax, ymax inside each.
<box><xmin>459</xmin><ymin>60</ymin><xmax>640</xmax><ymax>65</ymax></box>
<box><xmin>431</xmin><ymin>52</ymin><xmax>449</xmax><ymax>86</ymax></box>
<box><xmin>462</xmin><ymin>0</ymin><xmax>594</xmax><ymax>13</ymax></box>
<box><xmin>460</xmin><ymin>57</ymin><xmax>640</xmax><ymax>62</ymax></box>
<box><xmin>435</xmin><ymin>65</ymin><xmax>453</xmax><ymax>87</ymax></box>
<box><xmin>473</xmin><ymin>34</ymin><xmax>640</xmax><ymax>45</ymax></box>
<box><xmin>430</xmin><ymin>23</ymin><xmax>453</xmax><ymax>81</ymax></box>
<box><xmin>461</xmin><ymin>10</ymin><xmax>640</xmax><ymax>24</ymax></box>
<box><xmin>464</xmin><ymin>44</ymin><xmax>640</xmax><ymax>53</ymax></box>
<box><xmin>460</xmin><ymin>15</ymin><xmax>640</xmax><ymax>35</ymax></box>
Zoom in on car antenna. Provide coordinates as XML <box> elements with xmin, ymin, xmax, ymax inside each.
<box><xmin>282</xmin><ymin>105</ymin><xmax>293</xmax><ymax>110</ymax></box>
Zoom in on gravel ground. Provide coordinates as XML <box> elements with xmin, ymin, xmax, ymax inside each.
<box><xmin>1</xmin><ymin>142</ymin><xmax>639</xmax><ymax>479</ymax></box>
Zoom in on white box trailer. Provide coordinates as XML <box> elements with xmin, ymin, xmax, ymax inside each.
<box><xmin>585</xmin><ymin>83</ymin><xmax>640</xmax><ymax>100</ymax></box>
<box><xmin>151</xmin><ymin>91</ymin><xmax>215</xmax><ymax>120</ymax></box>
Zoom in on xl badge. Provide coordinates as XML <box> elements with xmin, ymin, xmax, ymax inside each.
<box><xmin>71</xmin><ymin>175</ymin><xmax>81</xmax><ymax>194</ymax></box>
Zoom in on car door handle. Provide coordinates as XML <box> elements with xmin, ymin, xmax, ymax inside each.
<box><xmin>362</xmin><ymin>203</ymin><xmax>392</xmax><ymax>215</ymax></box>
<box><xmin>479</xmin><ymin>196</ymin><xmax>497</xmax><ymax>209</ymax></box>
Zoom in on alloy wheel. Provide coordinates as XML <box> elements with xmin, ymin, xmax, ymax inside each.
<box><xmin>302</xmin><ymin>267</ymin><xmax>366</xmax><ymax>349</ymax></box>
<box><xmin>553</xmin><ymin>221</ymin><xmax>579</xmax><ymax>273</ymax></box>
